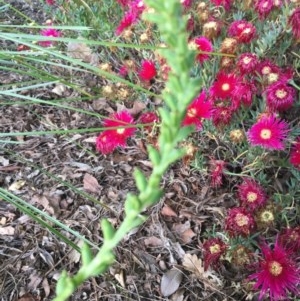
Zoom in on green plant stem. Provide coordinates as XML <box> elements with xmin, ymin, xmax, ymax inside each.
<box><xmin>52</xmin><ymin>1</ymin><xmax>201</xmax><ymax>300</ymax></box>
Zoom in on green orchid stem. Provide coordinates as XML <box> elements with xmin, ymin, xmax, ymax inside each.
<box><xmin>53</xmin><ymin>1</ymin><xmax>201</xmax><ymax>300</ymax></box>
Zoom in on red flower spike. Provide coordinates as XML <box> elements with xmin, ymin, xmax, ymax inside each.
<box><xmin>39</xmin><ymin>28</ymin><xmax>61</xmax><ymax>47</ymax></box>
<box><xmin>247</xmin><ymin>115</ymin><xmax>289</xmax><ymax>150</ymax></box>
<box><xmin>290</xmin><ymin>138</ymin><xmax>300</xmax><ymax>169</ymax></box>
<box><xmin>203</xmin><ymin>238</ymin><xmax>227</xmax><ymax>271</ymax></box>
<box><xmin>194</xmin><ymin>37</ymin><xmax>213</xmax><ymax>63</ymax></box>
<box><xmin>96</xmin><ymin>111</ymin><xmax>136</xmax><ymax>154</ymax></box>
<box><xmin>225</xmin><ymin>207</ymin><xmax>256</xmax><ymax>237</ymax></box>
<box><xmin>289</xmin><ymin>8</ymin><xmax>300</xmax><ymax>40</ymax></box>
<box><xmin>266</xmin><ymin>81</ymin><xmax>296</xmax><ymax>112</ymax></box>
<box><xmin>182</xmin><ymin>91</ymin><xmax>212</xmax><ymax>130</ymax></box>
<box><xmin>249</xmin><ymin>240</ymin><xmax>300</xmax><ymax>301</ymax></box>
<box><xmin>209</xmin><ymin>159</ymin><xmax>226</xmax><ymax>187</ymax></box>
<box><xmin>138</xmin><ymin>60</ymin><xmax>157</xmax><ymax>82</ymax></box>
<box><xmin>210</xmin><ymin>72</ymin><xmax>238</xmax><ymax>100</ymax></box>
<box><xmin>46</xmin><ymin>0</ymin><xmax>55</xmax><ymax>4</ymax></box>
<box><xmin>237</xmin><ymin>179</ymin><xmax>267</xmax><ymax>210</ymax></box>
<box><xmin>237</xmin><ymin>53</ymin><xmax>259</xmax><ymax>75</ymax></box>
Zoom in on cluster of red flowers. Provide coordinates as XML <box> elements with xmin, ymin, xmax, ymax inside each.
<box><xmin>96</xmin><ymin>110</ymin><xmax>159</xmax><ymax>154</ymax></box>
<box><xmin>202</xmin><ymin>175</ymin><xmax>300</xmax><ymax>300</ymax></box>
<box><xmin>95</xmin><ymin>89</ymin><xmax>213</xmax><ymax>155</ymax></box>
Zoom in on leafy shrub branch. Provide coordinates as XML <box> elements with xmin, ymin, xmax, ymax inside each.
<box><xmin>53</xmin><ymin>0</ymin><xmax>200</xmax><ymax>300</ymax></box>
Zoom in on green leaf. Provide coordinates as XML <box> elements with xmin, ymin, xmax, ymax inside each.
<box><xmin>101</xmin><ymin>219</ymin><xmax>116</xmax><ymax>240</ymax></box>
<box><xmin>81</xmin><ymin>243</ymin><xmax>94</xmax><ymax>266</ymax></box>
<box><xmin>147</xmin><ymin>145</ymin><xmax>161</xmax><ymax>166</ymax></box>
<box><xmin>134</xmin><ymin>168</ymin><xmax>148</xmax><ymax>192</ymax></box>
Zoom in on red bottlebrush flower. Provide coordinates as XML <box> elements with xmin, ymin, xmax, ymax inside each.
<box><xmin>138</xmin><ymin>60</ymin><xmax>157</xmax><ymax>82</ymax></box>
<box><xmin>249</xmin><ymin>240</ymin><xmax>300</xmax><ymax>301</ymax></box>
<box><xmin>247</xmin><ymin>115</ymin><xmax>289</xmax><ymax>150</ymax></box>
<box><xmin>115</xmin><ymin>11</ymin><xmax>137</xmax><ymax>36</ymax></box>
<box><xmin>210</xmin><ymin>72</ymin><xmax>238</xmax><ymax>100</ymax></box>
<box><xmin>232</xmin><ymin>80</ymin><xmax>256</xmax><ymax>108</ymax></box>
<box><xmin>209</xmin><ymin>159</ymin><xmax>226</xmax><ymax>187</ymax></box>
<box><xmin>225</xmin><ymin>207</ymin><xmax>256</xmax><ymax>237</ymax></box>
<box><xmin>237</xmin><ymin>53</ymin><xmax>259</xmax><ymax>75</ymax></box>
<box><xmin>237</xmin><ymin>179</ymin><xmax>267</xmax><ymax>210</ymax></box>
<box><xmin>194</xmin><ymin>36</ymin><xmax>213</xmax><ymax>63</ymax></box>
<box><xmin>257</xmin><ymin>59</ymin><xmax>280</xmax><ymax>78</ymax></box>
<box><xmin>211</xmin><ymin>106</ymin><xmax>233</xmax><ymax>127</ymax></box>
<box><xmin>182</xmin><ymin>91</ymin><xmax>212</xmax><ymax>130</ymax></box>
<box><xmin>254</xmin><ymin>0</ymin><xmax>274</xmax><ymax>19</ymax></box>
<box><xmin>228</xmin><ymin>20</ymin><xmax>256</xmax><ymax>43</ymax></box>
<box><xmin>46</xmin><ymin>0</ymin><xmax>55</xmax><ymax>4</ymax></box>
<box><xmin>96</xmin><ymin>111</ymin><xmax>136</xmax><ymax>154</ymax></box>
<box><xmin>202</xmin><ymin>238</ymin><xmax>227</xmax><ymax>271</ymax></box>
<box><xmin>289</xmin><ymin>8</ymin><xmax>300</xmax><ymax>40</ymax></box>
<box><xmin>290</xmin><ymin>138</ymin><xmax>300</xmax><ymax>169</ymax></box>
<box><xmin>278</xmin><ymin>226</ymin><xmax>300</xmax><ymax>252</ymax></box>
<box><xmin>265</xmin><ymin>81</ymin><xmax>296</xmax><ymax>111</ymax></box>
<box><xmin>39</xmin><ymin>28</ymin><xmax>61</xmax><ymax>47</ymax></box>
<box><xmin>211</xmin><ymin>0</ymin><xmax>232</xmax><ymax>10</ymax></box>
<box><xmin>139</xmin><ymin>111</ymin><xmax>159</xmax><ymax>132</ymax></box>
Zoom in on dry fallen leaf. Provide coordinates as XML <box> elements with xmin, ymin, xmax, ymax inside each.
<box><xmin>182</xmin><ymin>253</ymin><xmax>223</xmax><ymax>287</ymax></box>
<box><xmin>83</xmin><ymin>173</ymin><xmax>101</xmax><ymax>194</ymax></box>
<box><xmin>42</xmin><ymin>277</ymin><xmax>50</xmax><ymax>298</ymax></box>
<box><xmin>144</xmin><ymin>236</ymin><xmax>163</xmax><ymax>247</ymax></box>
<box><xmin>114</xmin><ymin>269</ymin><xmax>126</xmax><ymax>288</ymax></box>
<box><xmin>0</xmin><ymin>226</ymin><xmax>15</xmax><ymax>235</ymax></box>
<box><xmin>170</xmin><ymin>288</ymin><xmax>185</xmax><ymax>301</ymax></box>
<box><xmin>67</xmin><ymin>40</ymin><xmax>99</xmax><ymax>65</ymax></box>
<box><xmin>161</xmin><ymin>204</ymin><xmax>177</xmax><ymax>217</ymax></box>
<box><xmin>127</xmin><ymin>101</ymin><xmax>147</xmax><ymax>116</ymax></box>
<box><xmin>160</xmin><ymin>268</ymin><xmax>183</xmax><ymax>297</ymax></box>
<box><xmin>182</xmin><ymin>253</ymin><xmax>204</xmax><ymax>276</ymax></box>
<box><xmin>8</xmin><ymin>179</ymin><xmax>26</xmax><ymax>191</ymax></box>
<box><xmin>16</xmin><ymin>293</ymin><xmax>36</xmax><ymax>301</ymax></box>
<box><xmin>68</xmin><ymin>240</ymin><xmax>84</xmax><ymax>264</ymax></box>
<box><xmin>28</xmin><ymin>270</ymin><xmax>43</xmax><ymax>291</ymax></box>
<box><xmin>51</xmin><ymin>83</ymin><xmax>66</xmax><ymax>96</ymax></box>
<box><xmin>172</xmin><ymin>221</ymin><xmax>196</xmax><ymax>244</ymax></box>
<box><xmin>32</xmin><ymin>194</ymin><xmax>55</xmax><ymax>216</ymax></box>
